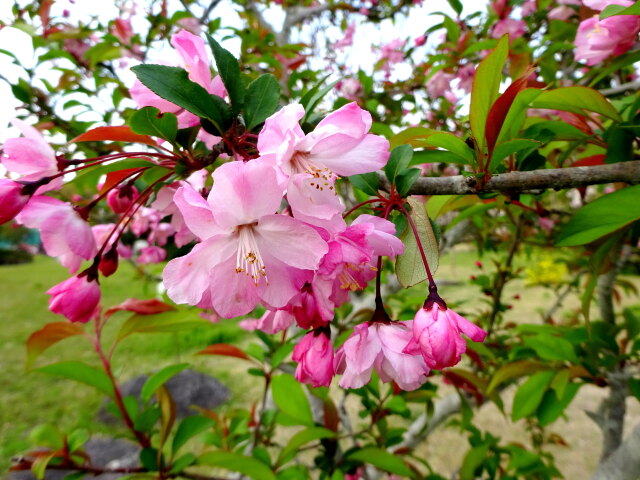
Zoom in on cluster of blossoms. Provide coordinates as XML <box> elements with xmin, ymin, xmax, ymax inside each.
<box><xmin>0</xmin><ymin>29</ymin><xmax>486</xmax><ymax>391</ymax></box>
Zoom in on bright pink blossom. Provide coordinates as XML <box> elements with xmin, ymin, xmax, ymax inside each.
<box><xmin>405</xmin><ymin>304</ymin><xmax>487</xmax><ymax>370</ymax></box>
<box><xmin>335</xmin><ymin>321</ymin><xmax>430</xmax><ymax>391</ymax></box>
<box><xmin>17</xmin><ymin>196</ymin><xmax>97</xmax><ymax>273</ymax></box>
<box><xmin>574</xmin><ymin>15</ymin><xmax>640</xmax><ymax>65</ymax></box>
<box><xmin>0</xmin><ymin>179</ymin><xmax>30</xmax><ymax>225</ymax></box>
<box><xmin>293</xmin><ymin>330</ymin><xmax>335</xmax><ymax>388</ymax></box>
<box><xmin>106</xmin><ymin>185</ymin><xmax>139</xmax><ymax>214</ymax></box>
<box><xmin>163</xmin><ymin>162</ymin><xmax>328</xmax><ymax>318</ymax></box>
<box><xmin>47</xmin><ymin>274</ymin><xmax>101</xmax><ymax>323</ymax></box>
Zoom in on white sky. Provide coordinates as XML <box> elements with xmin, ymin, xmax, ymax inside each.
<box><xmin>0</xmin><ymin>0</ymin><xmax>487</xmax><ymax>143</ymax></box>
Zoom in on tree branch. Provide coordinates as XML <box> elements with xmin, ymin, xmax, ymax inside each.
<box><xmin>592</xmin><ymin>421</ymin><xmax>640</xmax><ymax>480</ymax></box>
<box><xmin>600</xmin><ymin>80</ymin><xmax>640</xmax><ymax>96</ymax></box>
<box><xmin>379</xmin><ymin>161</ymin><xmax>640</xmax><ymax>196</ymax></box>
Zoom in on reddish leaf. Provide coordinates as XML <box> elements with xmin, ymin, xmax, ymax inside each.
<box><xmin>197</xmin><ymin>343</ymin><xmax>251</xmax><ymax>361</ymax></box>
<box><xmin>322</xmin><ymin>397</ymin><xmax>340</xmax><ymax>432</ymax></box>
<box><xmin>485</xmin><ymin>66</ymin><xmax>535</xmax><ymax>160</ymax></box>
<box><xmin>26</xmin><ymin>322</ymin><xmax>85</xmax><ymax>369</ymax></box>
<box><xmin>572</xmin><ymin>154</ymin><xmax>606</xmax><ymax>167</ymax></box>
<box><xmin>105</xmin><ymin>298</ymin><xmax>176</xmax><ymax>318</ymax></box>
<box><xmin>71</xmin><ymin>126</ymin><xmax>157</xmax><ymax>146</ymax></box>
<box><xmin>99</xmin><ymin>168</ymin><xmax>146</xmax><ymax>195</ymax></box>
<box><xmin>557</xmin><ymin>111</ymin><xmax>595</xmax><ymax>135</ymax></box>
<box><xmin>40</xmin><ymin>0</ymin><xmax>54</xmax><ymax>36</ymax></box>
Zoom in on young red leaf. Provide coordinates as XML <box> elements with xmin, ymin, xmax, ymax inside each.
<box><xmin>71</xmin><ymin>126</ymin><xmax>157</xmax><ymax>146</ymax></box>
<box><xmin>105</xmin><ymin>298</ymin><xmax>176</xmax><ymax>318</ymax></box>
<box><xmin>99</xmin><ymin>168</ymin><xmax>145</xmax><ymax>195</ymax></box>
<box><xmin>26</xmin><ymin>322</ymin><xmax>85</xmax><ymax>369</ymax></box>
<box><xmin>197</xmin><ymin>343</ymin><xmax>252</xmax><ymax>361</ymax></box>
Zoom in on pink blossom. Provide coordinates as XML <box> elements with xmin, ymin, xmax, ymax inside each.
<box><xmin>176</xmin><ymin>17</ymin><xmax>202</xmax><ymax>35</ymax></box>
<box><xmin>339</xmin><ymin>78</ymin><xmax>363</xmax><ymax>100</ymax></box>
<box><xmin>17</xmin><ymin>196</ymin><xmax>97</xmax><ymax>273</ymax></box>
<box><xmin>47</xmin><ymin>274</ymin><xmax>101</xmax><ymax>323</ymax></box>
<box><xmin>2</xmin><ymin>119</ymin><xmax>59</xmax><ymax>189</ymax></box>
<box><xmin>574</xmin><ymin>15</ymin><xmax>640</xmax><ymax>65</ymax></box>
<box><xmin>111</xmin><ymin>18</ymin><xmax>133</xmax><ymax>44</ymax></box>
<box><xmin>583</xmin><ymin>0</ymin><xmax>633</xmax><ymax>11</ymax></box>
<box><xmin>240</xmin><ymin>309</ymin><xmax>295</xmax><ymax>334</ymax></box>
<box><xmin>163</xmin><ymin>162</ymin><xmax>328</xmax><ymax>318</ymax></box>
<box><xmin>290</xmin><ymin>277</ymin><xmax>335</xmax><ymax>329</ymax></box>
<box><xmin>548</xmin><ymin>5</ymin><xmax>576</xmax><ymax>20</ymax></box>
<box><xmin>335</xmin><ymin>321</ymin><xmax>430</xmax><ymax>391</ymax></box>
<box><xmin>378</xmin><ymin>38</ymin><xmax>405</xmax><ymax>77</ymax></box>
<box><xmin>521</xmin><ymin>0</ymin><xmax>538</xmax><ymax>16</ymax></box>
<box><xmin>427</xmin><ymin>70</ymin><xmax>454</xmax><ymax>98</ymax></box>
<box><xmin>491</xmin><ymin>18</ymin><xmax>526</xmax><ymax>39</ymax></box>
<box><xmin>405</xmin><ymin>304</ymin><xmax>487</xmax><ymax>370</ymax></box>
<box><xmin>137</xmin><ymin>245</ymin><xmax>166</xmax><ymax>264</ymax></box>
<box><xmin>0</xmin><ymin>179</ymin><xmax>30</xmax><ymax>225</ymax></box>
<box><xmin>414</xmin><ymin>35</ymin><xmax>427</xmax><ymax>46</ymax></box>
<box><xmin>333</xmin><ymin>22</ymin><xmax>355</xmax><ymax>49</ymax></box>
<box><xmin>455</xmin><ymin>63</ymin><xmax>475</xmax><ymax>93</ymax></box>
<box><xmin>293</xmin><ymin>329</ymin><xmax>335</xmax><ymax>387</ymax></box>
<box><xmin>106</xmin><ymin>185</ymin><xmax>139</xmax><ymax>214</ymax></box>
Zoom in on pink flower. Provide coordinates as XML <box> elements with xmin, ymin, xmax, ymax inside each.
<box><xmin>47</xmin><ymin>274</ymin><xmax>101</xmax><ymax>323</ymax></box>
<box><xmin>137</xmin><ymin>245</ymin><xmax>166</xmax><ymax>264</ymax></box>
<box><xmin>240</xmin><ymin>309</ymin><xmax>295</xmax><ymax>334</ymax></box>
<box><xmin>521</xmin><ymin>0</ymin><xmax>538</xmax><ymax>16</ymax></box>
<box><xmin>455</xmin><ymin>63</ymin><xmax>475</xmax><ymax>93</ymax></box>
<box><xmin>427</xmin><ymin>70</ymin><xmax>454</xmax><ymax>98</ymax></box>
<box><xmin>17</xmin><ymin>196</ymin><xmax>97</xmax><ymax>273</ymax></box>
<box><xmin>290</xmin><ymin>277</ymin><xmax>335</xmax><ymax>329</ymax></box>
<box><xmin>333</xmin><ymin>22</ymin><xmax>355</xmax><ymax>49</ymax></box>
<box><xmin>111</xmin><ymin>18</ymin><xmax>133</xmax><ymax>44</ymax></box>
<box><xmin>0</xmin><ymin>179</ymin><xmax>30</xmax><ymax>225</ymax></box>
<box><xmin>574</xmin><ymin>15</ymin><xmax>640</xmax><ymax>65</ymax></box>
<box><xmin>106</xmin><ymin>185</ymin><xmax>139</xmax><ymax>214</ymax></box>
<box><xmin>293</xmin><ymin>329</ymin><xmax>334</xmax><ymax>388</ymax></box>
<box><xmin>583</xmin><ymin>0</ymin><xmax>633</xmax><ymax>11</ymax></box>
<box><xmin>378</xmin><ymin>38</ymin><xmax>405</xmax><ymax>77</ymax></box>
<box><xmin>2</xmin><ymin>119</ymin><xmax>60</xmax><ymax>190</ymax></box>
<box><xmin>335</xmin><ymin>321</ymin><xmax>430</xmax><ymax>391</ymax></box>
<box><xmin>491</xmin><ymin>18</ymin><xmax>526</xmax><ymax>39</ymax></box>
<box><xmin>339</xmin><ymin>78</ymin><xmax>362</xmax><ymax>100</ymax></box>
<box><xmin>548</xmin><ymin>5</ymin><xmax>576</xmax><ymax>20</ymax></box>
<box><xmin>414</xmin><ymin>35</ymin><xmax>427</xmax><ymax>46</ymax></box>
<box><xmin>163</xmin><ymin>162</ymin><xmax>329</xmax><ymax>318</ymax></box>
<box><xmin>405</xmin><ymin>303</ymin><xmax>487</xmax><ymax>370</ymax></box>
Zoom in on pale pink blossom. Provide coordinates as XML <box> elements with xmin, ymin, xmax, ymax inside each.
<box><xmin>427</xmin><ymin>70</ymin><xmax>454</xmax><ymax>98</ymax></box>
<box><xmin>17</xmin><ymin>196</ymin><xmax>97</xmax><ymax>273</ymax></box>
<box><xmin>548</xmin><ymin>5</ymin><xmax>576</xmax><ymax>20</ymax></box>
<box><xmin>378</xmin><ymin>38</ymin><xmax>405</xmax><ymax>77</ymax></box>
<box><xmin>240</xmin><ymin>309</ymin><xmax>295</xmax><ymax>334</ymax></box>
<box><xmin>521</xmin><ymin>0</ymin><xmax>538</xmax><ymax>16</ymax></box>
<box><xmin>583</xmin><ymin>0</ymin><xmax>633</xmax><ymax>10</ymax></box>
<box><xmin>491</xmin><ymin>18</ymin><xmax>526</xmax><ymax>39</ymax></box>
<box><xmin>47</xmin><ymin>274</ymin><xmax>101</xmax><ymax>323</ymax></box>
<box><xmin>574</xmin><ymin>15</ymin><xmax>640</xmax><ymax>65</ymax></box>
<box><xmin>137</xmin><ymin>245</ymin><xmax>166</xmax><ymax>264</ymax></box>
<box><xmin>455</xmin><ymin>64</ymin><xmax>475</xmax><ymax>93</ymax></box>
<box><xmin>0</xmin><ymin>179</ymin><xmax>30</xmax><ymax>225</ymax></box>
<box><xmin>333</xmin><ymin>22</ymin><xmax>355</xmax><ymax>49</ymax></box>
<box><xmin>293</xmin><ymin>330</ymin><xmax>335</xmax><ymax>388</ymax></box>
<box><xmin>339</xmin><ymin>78</ymin><xmax>363</xmax><ymax>100</ymax></box>
<box><xmin>405</xmin><ymin>303</ymin><xmax>487</xmax><ymax>370</ymax></box>
<box><xmin>335</xmin><ymin>321</ymin><xmax>430</xmax><ymax>391</ymax></box>
<box><xmin>163</xmin><ymin>162</ymin><xmax>328</xmax><ymax>318</ymax></box>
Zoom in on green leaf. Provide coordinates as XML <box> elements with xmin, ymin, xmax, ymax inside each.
<box><xmin>624</xmin><ymin>308</ymin><xmax>640</xmax><ymax>339</ymax></box>
<box><xmin>172</xmin><ymin>415</ymin><xmax>216</xmax><ymax>454</ymax></box>
<box><xmin>271</xmin><ymin>374</ymin><xmax>314</xmax><ymax>426</ymax></box>
<box><xmin>131</xmin><ymin>65</ymin><xmax>232</xmax><ymax>132</ymax></box>
<box><xmin>396</xmin><ymin>197</ymin><xmax>439</xmax><ymax>288</ymax></box>
<box><xmin>395</xmin><ymin>168</ymin><xmax>421</xmax><ymax>197</ymax></box>
<box><xmin>487</xmin><ymin>360</ymin><xmax>549</xmax><ymax>394</ymax></box>
<box><xmin>117</xmin><ymin>310</ymin><xmax>207</xmax><ymax>341</ymax></box>
<box><xmin>446</xmin><ymin>0</ymin><xmax>463</xmax><ymax>16</ymax></box>
<box><xmin>489</xmin><ymin>139</ymin><xmax>541</xmax><ymax>171</ymax></box>
<box><xmin>537</xmin><ymin>383</ymin><xmax>580</xmax><ymax>426</ymax></box>
<box><xmin>470</xmin><ymin>35</ymin><xmax>509</xmax><ymax>152</ymax></box>
<box><xmin>277</xmin><ymin>427</ymin><xmax>336</xmax><ymax>466</ymax></box>
<box><xmin>130</xmin><ymin>107</ymin><xmax>178</xmax><ymax>142</ymax></box>
<box><xmin>421</xmin><ymin>132</ymin><xmax>475</xmax><ymax>165</ymax></box>
<box><xmin>301</xmin><ymin>77</ymin><xmax>340</xmax><ymax>124</ymax></box>
<box><xmin>460</xmin><ymin>443</ymin><xmax>490</xmax><ymax>480</ymax></box>
<box><xmin>523</xmin><ymin>334</ymin><xmax>578</xmax><ymax>363</ymax></box>
<box><xmin>206</xmin><ymin>34</ymin><xmax>244</xmax><ymax>115</ymax></box>
<box><xmin>556</xmin><ymin>185</ymin><xmax>640</xmax><ymax>246</ymax></box>
<box><xmin>600</xmin><ymin>1</ymin><xmax>640</xmax><ymax>18</ymax></box>
<box><xmin>35</xmin><ymin>361</ymin><xmax>114</xmax><ymax>397</ymax></box>
<box><xmin>530</xmin><ymin>87</ymin><xmax>622</xmax><ymax>122</ymax></box>
<box><xmin>511</xmin><ymin>370</ymin><xmax>555</xmax><ymax>421</ymax></box>
<box><xmin>350</xmin><ymin>172</ymin><xmax>379</xmax><ymax>196</ymax></box>
<box><xmin>141</xmin><ymin>363</ymin><xmax>190</xmax><ymax>403</ymax></box>
<box><xmin>244</xmin><ymin>74</ymin><xmax>281</xmax><ymax>130</ymax></box>
<box><xmin>347</xmin><ymin>447</ymin><xmax>414</xmax><ymax>477</ymax></box>
<box><xmin>199</xmin><ymin>451</ymin><xmax>276</xmax><ymax>480</ymax></box>
<box><xmin>384</xmin><ymin>145</ymin><xmax>413</xmax><ymax>184</ymax></box>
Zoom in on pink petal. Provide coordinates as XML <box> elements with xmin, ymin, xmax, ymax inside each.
<box><xmin>173</xmin><ymin>184</ymin><xmax>222</xmax><ymax>239</ymax></box>
<box><xmin>311</xmin><ymin>133</ymin><xmax>390</xmax><ymax>177</ymax></box>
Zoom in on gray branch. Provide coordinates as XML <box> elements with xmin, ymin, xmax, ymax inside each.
<box><xmin>600</xmin><ymin>80</ymin><xmax>640</xmax><ymax>96</ymax></box>
<box><xmin>592</xmin><ymin>421</ymin><xmax>640</xmax><ymax>480</ymax></box>
<box><xmin>379</xmin><ymin>161</ymin><xmax>640</xmax><ymax>196</ymax></box>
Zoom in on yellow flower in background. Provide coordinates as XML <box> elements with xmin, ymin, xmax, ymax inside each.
<box><xmin>525</xmin><ymin>255</ymin><xmax>569</xmax><ymax>286</ymax></box>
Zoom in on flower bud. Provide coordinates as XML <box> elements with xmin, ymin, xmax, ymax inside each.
<box><xmin>106</xmin><ymin>185</ymin><xmax>139</xmax><ymax>214</ymax></box>
<box><xmin>0</xmin><ymin>179</ymin><xmax>30</xmax><ymax>225</ymax></box>
<box><xmin>293</xmin><ymin>329</ymin><xmax>334</xmax><ymax>388</ymax></box>
<box><xmin>47</xmin><ymin>273</ymin><xmax>101</xmax><ymax>323</ymax></box>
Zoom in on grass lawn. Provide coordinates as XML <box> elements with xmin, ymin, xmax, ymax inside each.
<box><xmin>1</xmin><ymin>250</ymin><xmax>639</xmax><ymax>477</ymax></box>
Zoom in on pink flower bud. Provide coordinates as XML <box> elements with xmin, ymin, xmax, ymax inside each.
<box><xmin>47</xmin><ymin>274</ymin><xmax>101</xmax><ymax>323</ymax></box>
<box><xmin>106</xmin><ymin>185</ymin><xmax>139</xmax><ymax>214</ymax></box>
<box><xmin>293</xmin><ymin>330</ymin><xmax>334</xmax><ymax>388</ymax></box>
<box><xmin>0</xmin><ymin>179</ymin><xmax>30</xmax><ymax>225</ymax></box>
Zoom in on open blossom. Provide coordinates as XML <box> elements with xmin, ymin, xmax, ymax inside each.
<box><xmin>335</xmin><ymin>321</ymin><xmax>430</xmax><ymax>391</ymax></box>
<box><xmin>163</xmin><ymin>161</ymin><xmax>328</xmax><ymax>318</ymax></box>
<box><xmin>491</xmin><ymin>18</ymin><xmax>526</xmax><ymax>39</ymax></box>
<box><xmin>137</xmin><ymin>245</ymin><xmax>166</xmax><ymax>264</ymax></box>
<box><xmin>17</xmin><ymin>196</ymin><xmax>97</xmax><ymax>273</ymax></box>
<box><xmin>427</xmin><ymin>70</ymin><xmax>454</xmax><ymax>98</ymax></box>
<box><xmin>47</xmin><ymin>274</ymin><xmax>101</xmax><ymax>323</ymax></box>
<box><xmin>378</xmin><ymin>38</ymin><xmax>405</xmax><ymax>77</ymax></box>
<box><xmin>574</xmin><ymin>14</ymin><xmax>640</xmax><ymax>65</ymax></box>
<box><xmin>293</xmin><ymin>329</ymin><xmax>334</xmax><ymax>388</ymax></box>
<box><xmin>405</xmin><ymin>303</ymin><xmax>487</xmax><ymax>370</ymax></box>
<box><xmin>0</xmin><ymin>179</ymin><xmax>30</xmax><ymax>225</ymax></box>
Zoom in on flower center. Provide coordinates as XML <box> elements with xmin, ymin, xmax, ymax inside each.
<box><xmin>291</xmin><ymin>151</ymin><xmax>337</xmax><ymax>191</ymax></box>
<box><xmin>235</xmin><ymin>225</ymin><xmax>267</xmax><ymax>285</ymax></box>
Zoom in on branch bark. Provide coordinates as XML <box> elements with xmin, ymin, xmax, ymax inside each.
<box><xmin>600</xmin><ymin>80</ymin><xmax>640</xmax><ymax>96</ymax></box>
<box><xmin>592</xmin><ymin>421</ymin><xmax>640</xmax><ymax>480</ymax></box>
<box><xmin>379</xmin><ymin>161</ymin><xmax>640</xmax><ymax>196</ymax></box>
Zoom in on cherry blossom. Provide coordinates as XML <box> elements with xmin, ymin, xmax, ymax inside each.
<box><xmin>47</xmin><ymin>274</ymin><xmax>101</xmax><ymax>323</ymax></box>
<box><xmin>0</xmin><ymin>179</ymin><xmax>30</xmax><ymax>225</ymax></box>
<box><xmin>293</xmin><ymin>329</ymin><xmax>335</xmax><ymax>388</ymax></box>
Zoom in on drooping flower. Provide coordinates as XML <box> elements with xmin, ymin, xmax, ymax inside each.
<box><xmin>47</xmin><ymin>274</ymin><xmax>101</xmax><ymax>323</ymax></box>
<box><xmin>293</xmin><ymin>329</ymin><xmax>335</xmax><ymax>388</ymax></box>
<box><xmin>17</xmin><ymin>196</ymin><xmax>97</xmax><ymax>273</ymax></box>
<box><xmin>0</xmin><ymin>179</ymin><xmax>30</xmax><ymax>225</ymax></box>
<box><xmin>335</xmin><ymin>321</ymin><xmax>430</xmax><ymax>391</ymax></box>
<box><xmin>405</xmin><ymin>303</ymin><xmax>487</xmax><ymax>370</ymax></box>
<box><xmin>163</xmin><ymin>161</ymin><xmax>328</xmax><ymax>318</ymax></box>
